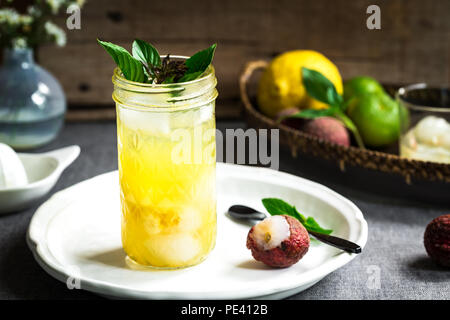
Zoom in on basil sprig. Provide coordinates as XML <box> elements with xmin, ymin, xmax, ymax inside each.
<box><xmin>97</xmin><ymin>38</ymin><xmax>216</xmax><ymax>84</ymax></box>
<box><xmin>131</xmin><ymin>39</ymin><xmax>161</xmax><ymax>78</ymax></box>
<box><xmin>285</xmin><ymin>67</ymin><xmax>365</xmax><ymax>149</ymax></box>
<box><xmin>262</xmin><ymin>198</ymin><xmax>333</xmax><ymax>235</ymax></box>
<box><xmin>179</xmin><ymin>43</ymin><xmax>217</xmax><ymax>82</ymax></box>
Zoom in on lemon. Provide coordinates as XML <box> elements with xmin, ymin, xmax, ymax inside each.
<box><xmin>257</xmin><ymin>50</ymin><xmax>343</xmax><ymax>118</ymax></box>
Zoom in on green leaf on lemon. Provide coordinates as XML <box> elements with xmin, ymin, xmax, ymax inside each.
<box><xmin>302</xmin><ymin>67</ymin><xmax>343</xmax><ymax>108</ymax></box>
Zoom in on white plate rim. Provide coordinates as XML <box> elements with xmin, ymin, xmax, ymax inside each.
<box><xmin>27</xmin><ymin>163</ymin><xmax>368</xmax><ymax>299</ymax></box>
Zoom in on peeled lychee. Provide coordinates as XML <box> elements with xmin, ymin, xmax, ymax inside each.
<box><xmin>424</xmin><ymin>214</ymin><xmax>450</xmax><ymax>267</ymax></box>
<box><xmin>301</xmin><ymin>117</ymin><xmax>350</xmax><ymax>147</ymax></box>
<box><xmin>246</xmin><ymin>215</ymin><xmax>310</xmax><ymax>268</ymax></box>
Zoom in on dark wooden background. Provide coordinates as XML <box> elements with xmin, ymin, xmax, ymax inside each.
<box><xmin>12</xmin><ymin>0</ymin><xmax>450</xmax><ymax>119</ymax></box>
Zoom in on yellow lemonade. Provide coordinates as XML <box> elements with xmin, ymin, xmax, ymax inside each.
<box><xmin>117</xmin><ymin>106</ymin><xmax>216</xmax><ymax>268</ymax></box>
<box><xmin>113</xmin><ymin>64</ymin><xmax>218</xmax><ymax>269</ymax></box>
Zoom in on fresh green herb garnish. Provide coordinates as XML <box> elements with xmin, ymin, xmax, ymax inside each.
<box><xmin>132</xmin><ymin>39</ymin><xmax>161</xmax><ymax>70</ymax></box>
<box><xmin>97</xmin><ymin>38</ymin><xmax>216</xmax><ymax>84</ymax></box>
<box><xmin>282</xmin><ymin>67</ymin><xmax>365</xmax><ymax>149</ymax></box>
<box><xmin>97</xmin><ymin>40</ymin><xmax>146</xmax><ymax>83</ymax></box>
<box><xmin>262</xmin><ymin>198</ymin><xmax>333</xmax><ymax>235</ymax></box>
<box><xmin>179</xmin><ymin>43</ymin><xmax>217</xmax><ymax>82</ymax></box>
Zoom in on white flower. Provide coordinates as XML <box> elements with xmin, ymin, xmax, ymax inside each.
<box><xmin>27</xmin><ymin>5</ymin><xmax>42</xmax><ymax>18</ymax></box>
<box><xmin>0</xmin><ymin>1</ymin><xmax>80</xmax><ymax>49</ymax></box>
<box><xmin>18</xmin><ymin>14</ymin><xmax>33</xmax><ymax>25</ymax></box>
<box><xmin>12</xmin><ymin>37</ymin><xmax>28</xmax><ymax>49</ymax></box>
<box><xmin>44</xmin><ymin>21</ymin><xmax>67</xmax><ymax>47</ymax></box>
<box><xmin>46</xmin><ymin>0</ymin><xmax>66</xmax><ymax>14</ymax></box>
<box><xmin>0</xmin><ymin>8</ymin><xmax>20</xmax><ymax>25</ymax></box>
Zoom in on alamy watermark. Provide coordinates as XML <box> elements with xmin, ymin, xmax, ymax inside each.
<box><xmin>66</xmin><ymin>4</ymin><xmax>82</xmax><ymax>30</ymax></box>
<box><xmin>366</xmin><ymin>265</ymin><xmax>381</xmax><ymax>290</ymax></box>
<box><xmin>66</xmin><ymin>265</ymin><xmax>81</xmax><ymax>290</ymax></box>
<box><xmin>366</xmin><ymin>5</ymin><xmax>381</xmax><ymax>30</ymax></box>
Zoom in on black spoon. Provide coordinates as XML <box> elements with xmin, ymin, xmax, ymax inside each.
<box><xmin>228</xmin><ymin>205</ymin><xmax>362</xmax><ymax>254</ymax></box>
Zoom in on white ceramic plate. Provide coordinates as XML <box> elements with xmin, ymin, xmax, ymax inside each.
<box><xmin>27</xmin><ymin>163</ymin><xmax>368</xmax><ymax>299</ymax></box>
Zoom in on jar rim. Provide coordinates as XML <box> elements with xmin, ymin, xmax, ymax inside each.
<box><xmin>112</xmin><ymin>55</ymin><xmax>215</xmax><ymax>93</ymax></box>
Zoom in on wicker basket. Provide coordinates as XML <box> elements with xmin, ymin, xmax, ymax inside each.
<box><xmin>239</xmin><ymin>60</ymin><xmax>450</xmax><ymax>184</ymax></box>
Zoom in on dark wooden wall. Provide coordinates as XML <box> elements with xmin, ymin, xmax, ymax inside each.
<box><xmin>34</xmin><ymin>0</ymin><xmax>449</xmax><ymax>119</ymax></box>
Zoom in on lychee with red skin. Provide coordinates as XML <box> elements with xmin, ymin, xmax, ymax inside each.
<box><xmin>424</xmin><ymin>214</ymin><xmax>450</xmax><ymax>267</ymax></box>
<box><xmin>246</xmin><ymin>215</ymin><xmax>310</xmax><ymax>268</ymax></box>
<box><xmin>301</xmin><ymin>116</ymin><xmax>350</xmax><ymax>147</ymax></box>
<box><xmin>275</xmin><ymin>111</ymin><xmax>350</xmax><ymax>147</ymax></box>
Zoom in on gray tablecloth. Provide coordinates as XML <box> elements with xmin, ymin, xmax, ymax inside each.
<box><xmin>0</xmin><ymin>121</ymin><xmax>448</xmax><ymax>300</ymax></box>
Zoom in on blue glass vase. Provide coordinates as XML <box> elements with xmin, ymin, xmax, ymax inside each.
<box><xmin>0</xmin><ymin>48</ymin><xmax>66</xmax><ymax>150</ymax></box>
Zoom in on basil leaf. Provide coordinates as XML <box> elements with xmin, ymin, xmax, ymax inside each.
<box><xmin>293</xmin><ymin>206</ymin><xmax>307</xmax><ymax>223</ymax></box>
<box><xmin>97</xmin><ymin>39</ymin><xmax>145</xmax><ymax>83</ymax></box>
<box><xmin>304</xmin><ymin>217</ymin><xmax>333</xmax><ymax>235</ymax></box>
<box><xmin>288</xmin><ymin>108</ymin><xmax>335</xmax><ymax>119</ymax></box>
<box><xmin>302</xmin><ymin>67</ymin><xmax>343</xmax><ymax>108</ymax></box>
<box><xmin>262</xmin><ymin>198</ymin><xmax>333</xmax><ymax>235</ymax></box>
<box><xmin>184</xmin><ymin>43</ymin><xmax>216</xmax><ymax>76</ymax></box>
<box><xmin>262</xmin><ymin>198</ymin><xmax>302</xmax><ymax>220</ymax></box>
<box><xmin>132</xmin><ymin>39</ymin><xmax>161</xmax><ymax>68</ymax></box>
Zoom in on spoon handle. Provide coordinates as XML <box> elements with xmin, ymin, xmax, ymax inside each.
<box><xmin>227</xmin><ymin>205</ymin><xmax>267</xmax><ymax>220</ymax></box>
<box><xmin>308</xmin><ymin>230</ymin><xmax>361</xmax><ymax>254</ymax></box>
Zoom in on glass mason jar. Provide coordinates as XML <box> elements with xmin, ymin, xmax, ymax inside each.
<box><xmin>112</xmin><ymin>59</ymin><xmax>218</xmax><ymax>269</ymax></box>
<box><xmin>397</xmin><ymin>83</ymin><xmax>450</xmax><ymax>164</ymax></box>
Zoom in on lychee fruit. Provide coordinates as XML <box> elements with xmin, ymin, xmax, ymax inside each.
<box><xmin>246</xmin><ymin>215</ymin><xmax>310</xmax><ymax>268</ymax></box>
<box><xmin>301</xmin><ymin>116</ymin><xmax>350</xmax><ymax>147</ymax></box>
<box><xmin>424</xmin><ymin>214</ymin><xmax>450</xmax><ymax>267</ymax></box>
